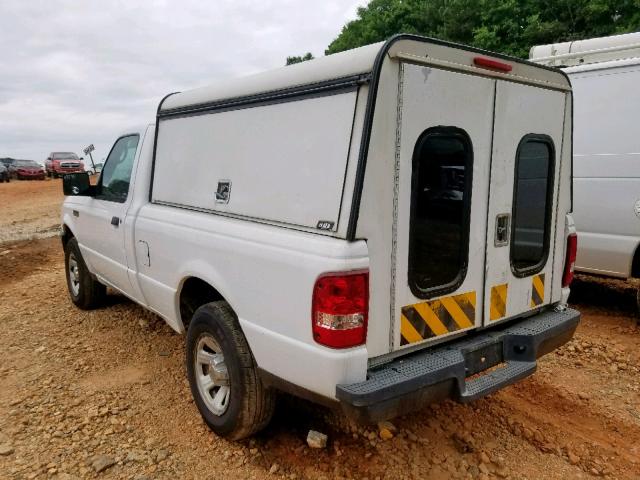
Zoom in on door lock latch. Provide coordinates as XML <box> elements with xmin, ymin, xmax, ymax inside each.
<box><xmin>495</xmin><ymin>213</ymin><xmax>510</xmax><ymax>247</ymax></box>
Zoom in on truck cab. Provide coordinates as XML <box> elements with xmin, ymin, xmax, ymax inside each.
<box><xmin>61</xmin><ymin>34</ymin><xmax>579</xmax><ymax>439</ymax></box>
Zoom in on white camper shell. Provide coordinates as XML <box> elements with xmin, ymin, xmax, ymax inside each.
<box><xmin>531</xmin><ymin>33</ymin><xmax>640</xmax><ymax>300</ymax></box>
<box><xmin>61</xmin><ymin>35</ymin><xmax>579</xmax><ymax>438</ymax></box>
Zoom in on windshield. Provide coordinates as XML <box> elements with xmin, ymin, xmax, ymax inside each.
<box><xmin>15</xmin><ymin>160</ymin><xmax>41</xmax><ymax>168</ymax></box>
<box><xmin>53</xmin><ymin>153</ymin><xmax>79</xmax><ymax>160</ymax></box>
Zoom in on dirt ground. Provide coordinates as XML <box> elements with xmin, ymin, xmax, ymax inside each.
<box><xmin>0</xmin><ymin>178</ymin><xmax>63</xmax><ymax>244</ymax></box>
<box><xmin>0</xmin><ymin>180</ymin><xmax>639</xmax><ymax>480</ymax></box>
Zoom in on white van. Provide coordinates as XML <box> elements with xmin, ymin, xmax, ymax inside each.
<box><xmin>531</xmin><ymin>32</ymin><xmax>640</xmax><ymax>307</ymax></box>
<box><xmin>61</xmin><ymin>34</ymin><xmax>579</xmax><ymax>439</ymax></box>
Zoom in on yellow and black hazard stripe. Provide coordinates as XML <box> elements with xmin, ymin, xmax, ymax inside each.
<box><xmin>530</xmin><ymin>273</ymin><xmax>545</xmax><ymax>308</ymax></box>
<box><xmin>400</xmin><ymin>291</ymin><xmax>476</xmax><ymax>346</ymax></box>
<box><xmin>490</xmin><ymin>283</ymin><xmax>508</xmax><ymax>321</ymax></box>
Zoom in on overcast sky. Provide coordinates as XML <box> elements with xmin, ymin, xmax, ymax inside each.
<box><xmin>0</xmin><ymin>0</ymin><xmax>367</xmax><ymax>163</ymax></box>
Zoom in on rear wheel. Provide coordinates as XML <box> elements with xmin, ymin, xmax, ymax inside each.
<box><xmin>64</xmin><ymin>238</ymin><xmax>106</xmax><ymax>309</ymax></box>
<box><xmin>186</xmin><ymin>302</ymin><xmax>275</xmax><ymax>440</ymax></box>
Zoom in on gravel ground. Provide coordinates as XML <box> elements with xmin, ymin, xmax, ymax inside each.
<box><xmin>0</xmin><ymin>180</ymin><xmax>639</xmax><ymax>480</ymax></box>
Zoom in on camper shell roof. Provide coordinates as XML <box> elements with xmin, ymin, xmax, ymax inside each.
<box><xmin>159</xmin><ymin>34</ymin><xmax>571</xmax><ymax>116</ymax></box>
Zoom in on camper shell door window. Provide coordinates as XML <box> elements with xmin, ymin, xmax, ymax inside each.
<box><xmin>408</xmin><ymin>127</ymin><xmax>474</xmax><ymax>299</ymax></box>
<box><xmin>510</xmin><ymin>134</ymin><xmax>555</xmax><ymax>276</ymax></box>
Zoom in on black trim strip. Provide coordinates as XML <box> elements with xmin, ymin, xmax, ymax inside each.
<box><xmin>345</xmin><ymin>33</ymin><xmax>572</xmax><ymax>240</ymax></box>
<box><xmin>158</xmin><ymin>74</ymin><xmax>370</xmax><ymax>119</ymax></box>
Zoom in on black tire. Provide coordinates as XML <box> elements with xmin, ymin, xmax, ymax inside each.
<box><xmin>186</xmin><ymin>302</ymin><xmax>275</xmax><ymax>440</ymax></box>
<box><xmin>64</xmin><ymin>237</ymin><xmax>106</xmax><ymax>309</ymax></box>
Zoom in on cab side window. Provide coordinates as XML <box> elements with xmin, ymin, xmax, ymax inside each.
<box><xmin>97</xmin><ymin>135</ymin><xmax>140</xmax><ymax>203</ymax></box>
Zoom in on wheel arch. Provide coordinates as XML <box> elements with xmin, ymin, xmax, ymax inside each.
<box><xmin>177</xmin><ymin>276</ymin><xmax>231</xmax><ymax>332</ymax></box>
<box><xmin>631</xmin><ymin>242</ymin><xmax>640</xmax><ymax>278</ymax></box>
<box><xmin>61</xmin><ymin>223</ymin><xmax>75</xmax><ymax>248</ymax></box>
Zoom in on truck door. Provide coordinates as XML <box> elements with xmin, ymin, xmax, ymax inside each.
<box><xmin>392</xmin><ymin>64</ymin><xmax>495</xmax><ymax>350</ymax></box>
<box><xmin>77</xmin><ymin>135</ymin><xmax>140</xmax><ymax>295</ymax></box>
<box><xmin>483</xmin><ymin>82</ymin><xmax>566</xmax><ymax>324</ymax></box>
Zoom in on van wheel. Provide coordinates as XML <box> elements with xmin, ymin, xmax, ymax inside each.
<box><xmin>186</xmin><ymin>302</ymin><xmax>275</xmax><ymax>440</ymax></box>
<box><xmin>64</xmin><ymin>238</ymin><xmax>106</xmax><ymax>309</ymax></box>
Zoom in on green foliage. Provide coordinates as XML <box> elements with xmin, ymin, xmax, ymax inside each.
<box><xmin>325</xmin><ymin>0</ymin><xmax>640</xmax><ymax>58</ymax></box>
<box><xmin>286</xmin><ymin>52</ymin><xmax>315</xmax><ymax>65</ymax></box>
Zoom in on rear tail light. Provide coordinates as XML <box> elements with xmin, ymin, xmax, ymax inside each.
<box><xmin>312</xmin><ymin>271</ymin><xmax>368</xmax><ymax>349</ymax></box>
<box><xmin>562</xmin><ymin>233</ymin><xmax>578</xmax><ymax>287</ymax></box>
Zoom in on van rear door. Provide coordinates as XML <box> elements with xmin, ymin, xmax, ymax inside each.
<box><xmin>393</xmin><ymin>63</ymin><xmax>495</xmax><ymax>349</ymax></box>
<box><xmin>483</xmin><ymin>82</ymin><xmax>566</xmax><ymax>325</ymax></box>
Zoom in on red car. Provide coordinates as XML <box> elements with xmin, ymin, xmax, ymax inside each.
<box><xmin>10</xmin><ymin>160</ymin><xmax>46</xmax><ymax>180</ymax></box>
<box><xmin>45</xmin><ymin>152</ymin><xmax>85</xmax><ymax>178</ymax></box>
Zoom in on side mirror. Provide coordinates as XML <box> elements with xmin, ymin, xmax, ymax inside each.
<box><xmin>62</xmin><ymin>172</ymin><xmax>94</xmax><ymax>197</ymax></box>
<box><xmin>47</xmin><ymin>157</ymin><xmax>52</xmax><ymax>161</ymax></box>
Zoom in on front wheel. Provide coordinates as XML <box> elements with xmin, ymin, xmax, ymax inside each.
<box><xmin>64</xmin><ymin>238</ymin><xmax>106</xmax><ymax>309</ymax></box>
<box><xmin>186</xmin><ymin>302</ymin><xmax>275</xmax><ymax>440</ymax></box>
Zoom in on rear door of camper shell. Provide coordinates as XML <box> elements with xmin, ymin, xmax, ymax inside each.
<box><xmin>387</xmin><ymin>41</ymin><xmax>571</xmax><ymax>353</ymax></box>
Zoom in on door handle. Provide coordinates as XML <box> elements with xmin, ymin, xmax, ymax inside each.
<box><xmin>111</xmin><ymin>216</ymin><xmax>120</xmax><ymax>227</ymax></box>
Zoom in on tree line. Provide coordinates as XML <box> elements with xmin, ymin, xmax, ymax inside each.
<box><xmin>287</xmin><ymin>0</ymin><xmax>639</xmax><ymax>64</ymax></box>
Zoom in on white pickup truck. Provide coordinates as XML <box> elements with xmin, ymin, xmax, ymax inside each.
<box><xmin>61</xmin><ymin>34</ymin><xmax>580</xmax><ymax>440</ymax></box>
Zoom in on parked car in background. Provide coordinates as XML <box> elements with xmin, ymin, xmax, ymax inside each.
<box><xmin>531</xmin><ymin>32</ymin><xmax>640</xmax><ymax>310</ymax></box>
<box><xmin>0</xmin><ymin>163</ymin><xmax>9</xmax><ymax>183</ymax></box>
<box><xmin>45</xmin><ymin>152</ymin><xmax>85</xmax><ymax>178</ymax></box>
<box><xmin>10</xmin><ymin>160</ymin><xmax>46</xmax><ymax>180</ymax></box>
<box><xmin>1</xmin><ymin>158</ymin><xmax>16</xmax><ymax>171</ymax></box>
